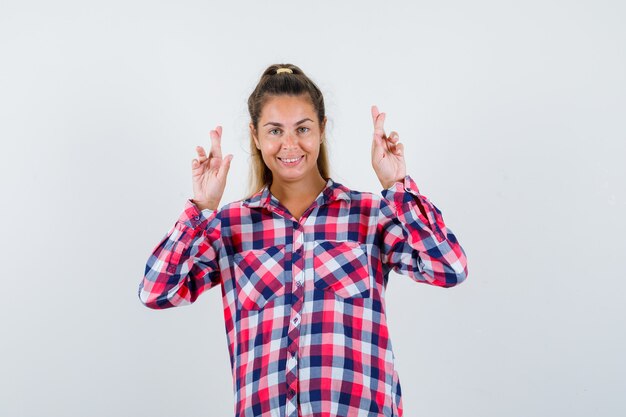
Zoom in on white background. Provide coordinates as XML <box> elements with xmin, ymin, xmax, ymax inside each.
<box><xmin>1</xmin><ymin>1</ymin><xmax>625</xmax><ymax>416</ymax></box>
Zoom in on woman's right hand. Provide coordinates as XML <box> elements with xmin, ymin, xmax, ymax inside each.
<box><xmin>191</xmin><ymin>125</ymin><xmax>233</xmax><ymax>211</ymax></box>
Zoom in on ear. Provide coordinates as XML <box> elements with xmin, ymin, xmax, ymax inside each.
<box><xmin>249</xmin><ymin>122</ymin><xmax>260</xmax><ymax>150</ymax></box>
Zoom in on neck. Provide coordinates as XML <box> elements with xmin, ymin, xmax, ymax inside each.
<box><xmin>269</xmin><ymin>173</ymin><xmax>328</xmax><ymax>203</ymax></box>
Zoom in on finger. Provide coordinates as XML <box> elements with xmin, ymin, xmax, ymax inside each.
<box><xmin>371</xmin><ymin>105</ymin><xmax>380</xmax><ymax>127</ymax></box>
<box><xmin>371</xmin><ymin>107</ymin><xmax>385</xmax><ymax>134</ymax></box>
<box><xmin>374</xmin><ymin>112</ymin><xmax>386</xmax><ymax>137</ymax></box>
<box><xmin>217</xmin><ymin>154</ymin><xmax>233</xmax><ymax>181</ymax></box>
<box><xmin>209</xmin><ymin>127</ymin><xmax>223</xmax><ymax>159</ymax></box>
<box><xmin>384</xmin><ymin>131</ymin><xmax>400</xmax><ymax>153</ymax></box>
<box><xmin>394</xmin><ymin>142</ymin><xmax>404</xmax><ymax>155</ymax></box>
<box><xmin>196</xmin><ymin>145</ymin><xmax>208</xmax><ymax>161</ymax></box>
<box><xmin>191</xmin><ymin>158</ymin><xmax>204</xmax><ymax>176</ymax></box>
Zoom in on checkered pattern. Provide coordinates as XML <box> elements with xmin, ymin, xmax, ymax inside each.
<box><xmin>234</xmin><ymin>245</ymin><xmax>287</xmax><ymax>310</ymax></box>
<box><xmin>313</xmin><ymin>240</ymin><xmax>371</xmax><ymax>299</ymax></box>
<box><xmin>139</xmin><ymin>175</ymin><xmax>468</xmax><ymax>417</ymax></box>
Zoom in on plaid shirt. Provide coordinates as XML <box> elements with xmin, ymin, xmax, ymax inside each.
<box><xmin>139</xmin><ymin>175</ymin><xmax>468</xmax><ymax>417</ymax></box>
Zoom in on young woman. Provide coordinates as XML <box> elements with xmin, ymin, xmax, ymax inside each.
<box><xmin>139</xmin><ymin>63</ymin><xmax>468</xmax><ymax>417</ymax></box>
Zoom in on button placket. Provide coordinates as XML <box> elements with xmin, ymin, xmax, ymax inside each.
<box><xmin>293</xmin><ymin>228</ymin><xmax>305</xmax><ymax>289</ymax></box>
<box><xmin>285</xmin><ymin>220</ymin><xmax>305</xmax><ymax>415</ymax></box>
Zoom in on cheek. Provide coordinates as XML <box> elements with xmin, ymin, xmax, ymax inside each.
<box><xmin>306</xmin><ymin>141</ymin><xmax>321</xmax><ymax>157</ymax></box>
<box><xmin>259</xmin><ymin>141</ymin><xmax>279</xmax><ymax>155</ymax></box>
<box><xmin>260</xmin><ymin>145</ymin><xmax>283</xmax><ymax>167</ymax></box>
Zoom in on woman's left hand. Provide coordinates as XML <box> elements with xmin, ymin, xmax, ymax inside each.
<box><xmin>371</xmin><ymin>105</ymin><xmax>406</xmax><ymax>189</ymax></box>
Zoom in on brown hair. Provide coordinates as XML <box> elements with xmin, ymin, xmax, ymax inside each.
<box><xmin>245</xmin><ymin>63</ymin><xmax>330</xmax><ymax>198</ymax></box>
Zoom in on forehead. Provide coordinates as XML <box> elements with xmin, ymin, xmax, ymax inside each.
<box><xmin>260</xmin><ymin>95</ymin><xmax>317</xmax><ymax>123</ymax></box>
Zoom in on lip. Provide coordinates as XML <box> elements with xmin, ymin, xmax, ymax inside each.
<box><xmin>277</xmin><ymin>155</ymin><xmax>304</xmax><ymax>166</ymax></box>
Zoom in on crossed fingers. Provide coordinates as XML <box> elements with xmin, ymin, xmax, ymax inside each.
<box><xmin>371</xmin><ymin>105</ymin><xmax>400</xmax><ymax>153</ymax></box>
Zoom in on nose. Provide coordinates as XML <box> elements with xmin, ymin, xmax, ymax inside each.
<box><xmin>281</xmin><ymin>131</ymin><xmax>298</xmax><ymax>149</ymax></box>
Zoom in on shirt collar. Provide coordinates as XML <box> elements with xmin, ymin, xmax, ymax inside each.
<box><xmin>242</xmin><ymin>178</ymin><xmax>351</xmax><ymax>210</ymax></box>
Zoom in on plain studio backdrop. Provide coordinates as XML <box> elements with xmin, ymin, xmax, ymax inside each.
<box><xmin>1</xmin><ymin>0</ymin><xmax>624</xmax><ymax>416</ymax></box>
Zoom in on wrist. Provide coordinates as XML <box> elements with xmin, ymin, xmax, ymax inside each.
<box><xmin>382</xmin><ymin>177</ymin><xmax>404</xmax><ymax>189</ymax></box>
<box><xmin>191</xmin><ymin>198</ymin><xmax>218</xmax><ymax>211</ymax></box>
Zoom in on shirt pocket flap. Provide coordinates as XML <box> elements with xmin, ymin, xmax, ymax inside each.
<box><xmin>313</xmin><ymin>240</ymin><xmax>370</xmax><ymax>299</ymax></box>
<box><xmin>234</xmin><ymin>244</ymin><xmax>286</xmax><ymax>310</ymax></box>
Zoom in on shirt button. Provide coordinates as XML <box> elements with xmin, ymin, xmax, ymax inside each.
<box><xmin>295</xmin><ymin>280</ymin><xmax>302</xmax><ymax>287</ymax></box>
<box><xmin>289</xmin><ymin>388</ymin><xmax>296</xmax><ymax>396</ymax></box>
<box><xmin>194</xmin><ymin>215</ymin><xmax>200</xmax><ymax>220</ymax></box>
<box><xmin>293</xmin><ymin>222</ymin><xmax>299</xmax><ymax>229</ymax></box>
<box><xmin>167</xmin><ymin>265</ymin><xmax>176</xmax><ymax>273</ymax></box>
<box><xmin>296</xmin><ymin>247</ymin><xmax>302</xmax><ymax>255</ymax></box>
<box><xmin>292</xmin><ymin>316</ymin><xmax>299</xmax><ymax>325</ymax></box>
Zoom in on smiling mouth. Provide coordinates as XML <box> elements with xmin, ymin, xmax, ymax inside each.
<box><xmin>277</xmin><ymin>155</ymin><xmax>304</xmax><ymax>165</ymax></box>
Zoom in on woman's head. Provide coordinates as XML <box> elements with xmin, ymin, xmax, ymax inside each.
<box><xmin>246</xmin><ymin>64</ymin><xmax>329</xmax><ymax>197</ymax></box>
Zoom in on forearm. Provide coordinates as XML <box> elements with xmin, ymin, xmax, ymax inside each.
<box><xmin>379</xmin><ymin>175</ymin><xmax>468</xmax><ymax>287</ymax></box>
<box><xmin>138</xmin><ymin>200</ymin><xmax>222</xmax><ymax>308</ymax></box>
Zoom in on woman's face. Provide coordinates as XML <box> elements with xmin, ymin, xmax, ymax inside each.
<box><xmin>251</xmin><ymin>94</ymin><xmax>326</xmax><ymax>186</ymax></box>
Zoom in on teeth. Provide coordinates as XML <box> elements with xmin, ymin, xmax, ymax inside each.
<box><xmin>280</xmin><ymin>156</ymin><xmax>302</xmax><ymax>163</ymax></box>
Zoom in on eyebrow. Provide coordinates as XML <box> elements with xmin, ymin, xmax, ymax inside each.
<box><xmin>262</xmin><ymin>118</ymin><xmax>314</xmax><ymax>127</ymax></box>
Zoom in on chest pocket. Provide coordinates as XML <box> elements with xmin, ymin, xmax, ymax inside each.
<box><xmin>313</xmin><ymin>240</ymin><xmax>370</xmax><ymax>299</ymax></box>
<box><xmin>233</xmin><ymin>245</ymin><xmax>286</xmax><ymax>310</ymax></box>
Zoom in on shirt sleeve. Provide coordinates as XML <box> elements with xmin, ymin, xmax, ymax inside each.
<box><xmin>377</xmin><ymin>175</ymin><xmax>468</xmax><ymax>287</ymax></box>
<box><xmin>138</xmin><ymin>199</ymin><xmax>222</xmax><ymax>309</ymax></box>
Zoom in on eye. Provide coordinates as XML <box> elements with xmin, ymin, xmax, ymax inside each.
<box><xmin>298</xmin><ymin>127</ymin><xmax>310</xmax><ymax>133</ymax></box>
<box><xmin>269</xmin><ymin>128</ymin><xmax>281</xmax><ymax>135</ymax></box>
